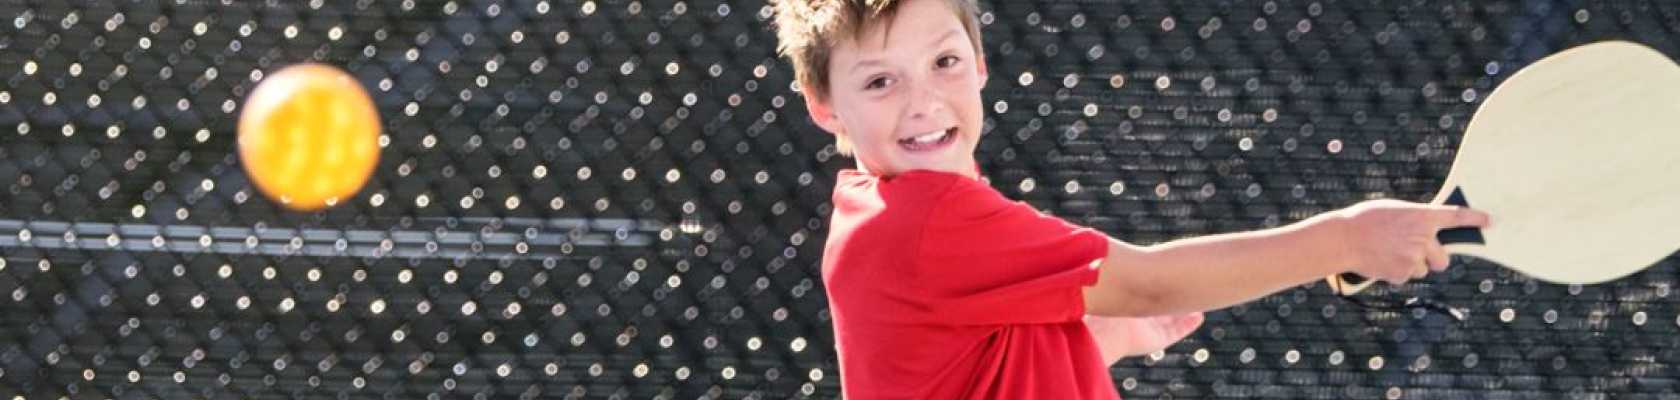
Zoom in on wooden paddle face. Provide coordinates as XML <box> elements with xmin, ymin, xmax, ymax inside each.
<box><xmin>1440</xmin><ymin>41</ymin><xmax>1680</xmax><ymax>284</ymax></box>
<box><xmin>1330</xmin><ymin>41</ymin><xmax>1680</xmax><ymax>296</ymax></box>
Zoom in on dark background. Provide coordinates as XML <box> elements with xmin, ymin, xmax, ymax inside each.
<box><xmin>0</xmin><ymin>0</ymin><xmax>1676</xmax><ymax>398</ymax></box>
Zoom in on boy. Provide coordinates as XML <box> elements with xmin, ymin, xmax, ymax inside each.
<box><xmin>770</xmin><ymin>0</ymin><xmax>1491</xmax><ymax>398</ymax></box>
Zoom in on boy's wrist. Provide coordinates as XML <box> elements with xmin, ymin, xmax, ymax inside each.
<box><xmin>1305</xmin><ymin>211</ymin><xmax>1355</xmax><ymax>275</ymax></box>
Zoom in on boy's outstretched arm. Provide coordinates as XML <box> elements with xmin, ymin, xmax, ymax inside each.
<box><xmin>1083</xmin><ymin>200</ymin><xmax>1492</xmax><ymax>317</ymax></box>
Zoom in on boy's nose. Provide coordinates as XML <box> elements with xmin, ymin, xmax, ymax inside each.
<box><xmin>907</xmin><ymin>81</ymin><xmax>947</xmax><ymax>120</ymax></box>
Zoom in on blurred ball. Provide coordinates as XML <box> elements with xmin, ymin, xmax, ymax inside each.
<box><xmin>238</xmin><ymin>63</ymin><xmax>381</xmax><ymax>212</ymax></box>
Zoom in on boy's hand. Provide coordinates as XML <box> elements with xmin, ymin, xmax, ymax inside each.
<box><xmin>1334</xmin><ymin>199</ymin><xmax>1492</xmax><ymax>284</ymax></box>
<box><xmin>1084</xmin><ymin>312</ymin><xmax>1204</xmax><ymax>364</ymax></box>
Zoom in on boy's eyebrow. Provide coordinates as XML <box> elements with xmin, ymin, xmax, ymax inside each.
<box><xmin>846</xmin><ymin>28</ymin><xmax>965</xmax><ymax>74</ymax></box>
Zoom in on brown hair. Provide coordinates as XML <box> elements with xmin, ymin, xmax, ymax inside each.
<box><xmin>770</xmin><ymin>0</ymin><xmax>985</xmax><ymax>154</ymax></box>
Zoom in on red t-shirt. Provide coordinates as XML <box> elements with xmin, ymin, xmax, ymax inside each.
<box><xmin>822</xmin><ymin>169</ymin><xmax>1119</xmax><ymax>399</ymax></box>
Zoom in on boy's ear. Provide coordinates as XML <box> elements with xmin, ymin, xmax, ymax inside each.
<box><xmin>804</xmin><ymin>94</ymin><xmax>847</xmax><ymax>136</ymax></box>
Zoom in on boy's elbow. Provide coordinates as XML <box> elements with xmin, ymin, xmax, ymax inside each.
<box><xmin>1082</xmin><ymin>284</ymin><xmax>1167</xmax><ymax>317</ymax></box>
<box><xmin>1082</xmin><ymin>239</ymin><xmax>1170</xmax><ymax>317</ymax></box>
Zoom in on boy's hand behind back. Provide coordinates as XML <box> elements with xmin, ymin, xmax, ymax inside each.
<box><xmin>1083</xmin><ymin>312</ymin><xmax>1205</xmax><ymax>365</ymax></box>
<box><xmin>1334</xmin><ymin>199</ymin><xmax>1493</xmax><ymax>284</ymax></box>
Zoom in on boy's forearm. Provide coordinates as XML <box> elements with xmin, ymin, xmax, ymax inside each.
<box><xmin>1088</xmin><ymin>213</ymin><xmax>1352</xmax><ymax>316</ymax></box>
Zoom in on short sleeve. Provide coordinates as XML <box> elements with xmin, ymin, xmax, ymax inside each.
<box><xmin>909</xmin><ymin>177</ymin><xmax>1110</xmax><ymax>326</ymax></box>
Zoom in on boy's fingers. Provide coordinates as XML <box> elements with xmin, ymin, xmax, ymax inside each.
<box><xmin>1173</xmin><ymin>313</ymin><xmax>1205</xmax><ymax>331</ymax></box>
<box><xmin>1424</xmin><ymin>244</ymin><xmax>1450</xmax><ymax>271</ymax></box>
<box><xmin>1180</xmin><ymin>312</ymin><xmax>1205</xmax><ymax>325</ymax></box>
<box><xmin>1430</xmin><ymin>206</ymin><xmax>1491</xmax><ymax>229</ymax></box>
<box><xmin>1380</xmin><ymin>264</ymin><xmax>1411</xmax><ymax>284</ymax></box>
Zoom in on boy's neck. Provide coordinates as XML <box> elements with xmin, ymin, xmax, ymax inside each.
<box><xmin>854</xmin><ymin>161</ymin><xmax>982</xmax><ymax>180</ymax></box>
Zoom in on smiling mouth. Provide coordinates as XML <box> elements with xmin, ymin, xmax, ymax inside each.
<box><xmin>898</xmin><ymin>127</ymin><xmax>957</xmax><ymax>152</ymax></box>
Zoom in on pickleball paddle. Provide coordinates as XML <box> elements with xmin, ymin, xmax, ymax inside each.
<box><xmin>1329</xmin><ymin>41</ymin><xmax>1680</xmax><ymax>297</ymax></box>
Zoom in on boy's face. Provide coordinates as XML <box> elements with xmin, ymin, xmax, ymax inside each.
<box><xmin>806</xmin><ymin>0</ymin><xmax>988</xmax><ymax>178</ymax></box>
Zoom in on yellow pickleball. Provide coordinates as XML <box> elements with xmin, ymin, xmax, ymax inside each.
<box><xmin>238</xmin><ymin>63</ymin><xmax>380</xmax><ymax>212</ymax></box>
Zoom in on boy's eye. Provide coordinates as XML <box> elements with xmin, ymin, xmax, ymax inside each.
<box><xmin>936</xmin><ymin>55</ymin><xmax>960</xmax><ymax>69</ymax></box>
<box><xmin>865</xmin><ymin>76</ymin><xmax>892</xmax><ymax>90</ymax></box>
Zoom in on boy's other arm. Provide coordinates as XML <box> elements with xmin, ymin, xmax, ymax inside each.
<box><xmin>1083</xmin><ymin>312</ymin><xmax>1204</xmax><ymax>365</ymax></box>
<box><xmin>1083</xmin><ymin>200</ymin><xmax>1491</xmax><ymax>317</ymax></box>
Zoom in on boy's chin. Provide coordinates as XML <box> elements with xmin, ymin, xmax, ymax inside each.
<box><xmin>857</xmin><ymin>142</ymin><xmax>980</xmax><ymax>176</ymax></box>
<box><xmin>892</xmin><ymin>158</ymin><xmax>978</xmax><ymax>177</ymax></box>
<box><xmin>895</xmin><ymin>146</ymin><xmax>977</xmax><ymax>174</ymax></box>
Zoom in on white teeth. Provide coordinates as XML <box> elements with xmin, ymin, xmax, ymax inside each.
<box><xmin>907</xmin><ymin>130</ymin><xmax>948</xmax><ymax>143</ymax></box>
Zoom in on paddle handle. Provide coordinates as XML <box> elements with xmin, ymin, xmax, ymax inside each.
<box><xmin>1327</xmin><ymin>188</ymin><xmax>1482</xmax><ymax>296</ymax></box>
